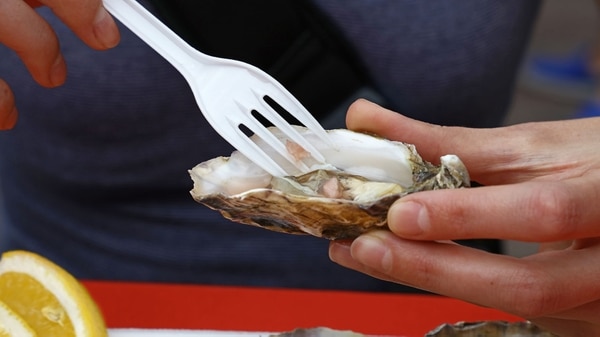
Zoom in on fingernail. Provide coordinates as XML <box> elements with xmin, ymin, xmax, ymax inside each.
<box><xmin>328</xmin><ymin>240</ymin><xmax>351</xmax><ymax>263</ymax></box>
<box><xmin>388</xmin><ymin>201</ymin><xmax>429</xmax><ymax>236</ymax></box>
<box><xmin>94</xmin><ymin>7</ymin><xmax>120</xmax><ymax>48</ymax></box>
<box><xmin>49</xmin><ymin>54</ymin><xmax>66</xmax><ymax>87</ymax></box>
<box><xmin>352</xmin><ymin>233</ymin><xmax>393</xmax><ymax>273</ymax></box>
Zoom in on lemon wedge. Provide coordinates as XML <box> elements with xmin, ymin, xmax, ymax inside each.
<box><xmin>0</xmin><ymin>250</ymin><xmax>107</xmax><ymax>337</ymax></box>
<box><xmin>0</xmin><ymin>300</ymin><xmax>36</xmax><ymax>337</ymax></box>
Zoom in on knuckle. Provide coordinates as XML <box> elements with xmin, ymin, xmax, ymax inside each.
<box><xmin>528</xmin><ymin>183</ymin><xmax>580</xmax><ymax>239</ymax></box>
<box><xmin>505</xmin><ymin>268</ymin><xmax>561</xmax><ymax>318</ymax></box>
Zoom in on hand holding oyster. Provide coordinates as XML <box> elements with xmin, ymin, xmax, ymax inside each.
<box><xmin>189</xmin><ymin>126</ymin><xmax>470</xmax><ymax>240</ymax></box>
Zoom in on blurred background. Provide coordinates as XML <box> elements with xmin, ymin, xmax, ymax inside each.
<box><xmin>505</xmin><ymin>0</ymin><xmax>597</xmax><ymax>126</ymax></box>
<box><xmin>0</xmin><ymin>0</ymin><xmax>597</xmax><ymax>257</ymax></box>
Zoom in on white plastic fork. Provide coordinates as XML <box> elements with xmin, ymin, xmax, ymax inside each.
<box><xmin>103</xmin><ymin>0</ymin><xmax>333</xmax><ymax>177</ymax></box>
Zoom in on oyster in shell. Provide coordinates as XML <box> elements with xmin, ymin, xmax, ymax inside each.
<box><xmin>270</xmin><ymin>327</ymin><xmax>365</xmax><ymax>337</ymax></box>
<box><xmin>425</xmin><ymin>321</ymin><xmax>558</xmax><ymax>337</ymax></box>
<box><xmin>189</xmin><ymin>127</ymin><xmax>469</xmax><ymax>240</ymax></box>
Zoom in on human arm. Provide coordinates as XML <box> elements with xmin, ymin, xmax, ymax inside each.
<box><xmin>329</xmin><ymin>99</ymin><xmax>600</xmax><ymax>337</ymax></box>
<box><xmin>0</xmin><ymin>0</ymin><xmax>120</xmax><ymax>129</ymax></box>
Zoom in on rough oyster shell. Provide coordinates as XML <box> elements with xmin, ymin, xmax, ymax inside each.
<box><xmin>425</xmin><ymin>321</ymin><xmax>558</xmax><ymax>337</ymax></box>
<box><xmin>189</xmin><ymin>127</ymin><xmax>469</xmax><ymax>240</ymax></box>
<box><xmin>270</xmin><ymin>327</ymin><xmax>364</xmax><ymax>337</ymax></box>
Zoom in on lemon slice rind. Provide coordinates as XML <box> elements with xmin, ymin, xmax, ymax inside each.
<box><xmin>0</xmin><ymin>250</ymin><xmax>106</xmax><ymax>337</ymax></box>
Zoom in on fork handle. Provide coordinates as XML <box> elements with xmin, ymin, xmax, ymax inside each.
<box><xmin>103</xmin><ymin>0</ymin><xmax>209</xmax><ymax>78</ymax></box>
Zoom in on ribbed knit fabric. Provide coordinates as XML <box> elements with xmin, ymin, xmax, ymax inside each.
<box><xmin>312</xmin><ymin>0</ymin><xmax>541</xmax><ymax>127</ymax></box>
<box><xmin>0</xmin><ymin>0</ymin><xmax>538</xmax><ymax>291</ymax></box>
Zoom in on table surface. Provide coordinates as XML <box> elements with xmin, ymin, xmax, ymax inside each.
<box><xmin>83</xmin><ymin>280</ymin><xmax>521</xmax><ymax>336</ymax></box>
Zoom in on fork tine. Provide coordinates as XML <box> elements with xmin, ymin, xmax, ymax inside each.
<box><xmin>232</xmin><ymin>100</ymin><xmax>312</xmax><ymax>173</ymax></box>
<box><xmin>261</xmin><ymin>87</ymin><xmax>335</xmax><ymax>150</ymax></box>
<box><xmin>251</xmin><ymin>89</ymin><xmax>329</xmax><ymax>163</ymax></box>
<box><xmin>229</xmin><ymin>125</ymin><xmax>288</xmax><ymax>177</ymax></box>
<box><xmin>243</xmin><ymin>122</ymin><xmax>311</xmax><ymax>173</ymax></box>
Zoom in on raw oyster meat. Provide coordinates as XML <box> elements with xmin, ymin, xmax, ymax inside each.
<box><xmin>189</xmin><ymin>126</ymin><xmax>469</xmax><ymax>240</ymax></box>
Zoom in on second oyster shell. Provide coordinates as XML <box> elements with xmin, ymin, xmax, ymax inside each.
<box><xmin>425</xmin><ymin>321</ymin><xmax>558</xmax><ymax>337</ymax></box>
<box><xmin>189</xmin><ymin>127</ymin><xmax>469</xmax><ymax>240</ymax></box>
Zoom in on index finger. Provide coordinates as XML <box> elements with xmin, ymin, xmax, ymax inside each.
<box><xmin>345</xmin><ymin>99</ymin><xmax>526</xmax><ymax>185</ymax></box>
<box><xmin>38</xmin><ymin>0</ymin><xmax>120</xmax><ymax>50</ymax></box>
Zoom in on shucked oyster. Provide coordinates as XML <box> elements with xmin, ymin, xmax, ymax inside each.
<box><xmin>189</xmin><ymin>127</ymin><xmax>469</xmax><ymax>240</ymax></box>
